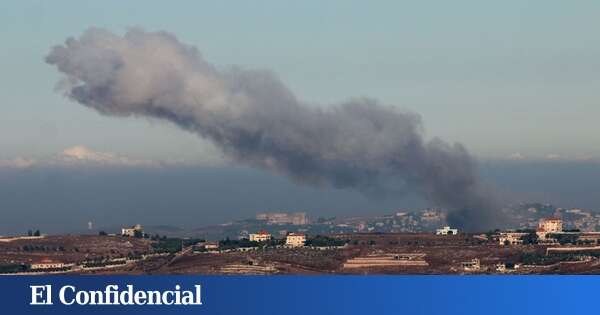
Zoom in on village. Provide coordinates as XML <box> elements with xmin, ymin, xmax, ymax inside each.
<box><xmin>3</xmin><ymin>211</ymin><xmax>600</xmax><ymax>275</ymax></box>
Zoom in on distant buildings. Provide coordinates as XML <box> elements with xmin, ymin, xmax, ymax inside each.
<box><xmin>256</xmin><ymin>212</ymin><xmax>308</xmax><ymax>225</ymax></box>
<box><xmin>121</xmin><ymin>224</ymin><xmax>144</xmax><ymax>237</ymax></box>
<box><xmin>285</xmin><ymin>233</ymin><xmax>306</xmax><ymax>247</ymax></box>
<box><xmin>420</xmin><ymin>210</ymin><xmax>442</xmax><ymax>222</ymax></box>
<box><xmin>436</xmin><ymin>226</ymin><xmax>458</xmax><ymax>235</ymax></box>
<box><xmin>249</xmin><ymin>230</ymin><xmax>272</xmax><ymax>242</ymax></box>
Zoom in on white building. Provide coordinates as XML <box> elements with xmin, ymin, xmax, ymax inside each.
<box><xmin>121</xmin><ymin>224</ymin><xmax>143</xmax><ymax>237</ymax></box>
<box><xmin>285</xmin><ymin>233</ymin><xmax>306</xmax><ymax>247</ymax></box>
<box><xmin>436</xmin><ymin>226</ymin><xmax>458</xmax><ymax>235</ymax></box>
<box><xmin>249</xmin><ymin>230</ymin><xmax>272</xmax><ymax>242</ymax></box>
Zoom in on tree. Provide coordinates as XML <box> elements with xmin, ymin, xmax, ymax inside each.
<box><xmin>33</xmin><ymin>230</ymin><xmax>41</xmax><ymax>237</ymax></box>
<box><xmin>98</xmin><ymin>231</ymin><xmax>108</xmax><ymax>236</ymax></box>
<box><xmin>521</xmin><ymin>232</ymin><xmax>538</xmax><ymax>245</ymax></box>
<box><xmin>27</xmin><ymin>230</ymin><xmax>33</xmax><ymax>237</ymax></box>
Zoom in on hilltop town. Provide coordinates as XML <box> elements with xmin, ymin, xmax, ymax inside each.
<box><xmin>3</xmin><ymin>203</ymin><xmax>600</xmax><ymax>275</ymax></box>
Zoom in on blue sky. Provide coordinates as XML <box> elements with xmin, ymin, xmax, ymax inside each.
<box><xmin>1</xmin><ymin>1</ymin><xmax>599</xmax><ymax>161</ymax></box>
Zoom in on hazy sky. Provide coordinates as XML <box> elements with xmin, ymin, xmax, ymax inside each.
<box><xmin>1</xmin><ymin>1</ymin><xmax>599</xmax><ymax>162</ymax></box>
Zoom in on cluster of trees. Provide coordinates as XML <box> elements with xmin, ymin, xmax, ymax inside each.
<box><xmin>0</xmin><ymin>264</ymin><xmax>28</xmax><ymax>274</ymax></box>
<box><xmin>305</xmin><ymin>235</ymin><xmax>346</xmax><ymax>247</ymax></box>
<box><xmin>82</xmin><ymin>259</ymin><xmax>126</xmax><ymax>268</ymax></box>
<box><xmin>549</xmin><ymin>233</ymin><xmax>579</xmax><ymax>245</ymax></box>
<box><xmin>150</xmin><ymin>234</ymin><xmax>168</xmax><ymax>241</ymax></box>
<box><xmin>520</xmin><ymin>232</ymin><xmax>539</xmax><ymax>245</ymax></box>
<box><xmin>219</xmin><ymin>238</ymin><xmax>259</xmax><ymax>250</ymax></box>
<box><xmin>254</xmin><ymin>238</ymin><xmax>285</xmax><ymax>247</ymax></box>
<box><xmin>520</xmin><ymin>252</ymin><xmax>597</xmax><ymax>266</ymax></box>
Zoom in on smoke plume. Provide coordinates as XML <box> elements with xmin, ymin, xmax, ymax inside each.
<box><xmin>46</xmin><ymin>28</ymin><xmax>500</xmax><ymax>231</ymax></box>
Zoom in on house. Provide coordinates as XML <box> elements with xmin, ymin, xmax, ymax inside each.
<box><xmin>121</xmin><ymin>224</ymin><xmax>143</xmax><ymax>237</ymax></box>
<box><xmin>496</xmin><ymin>262</ymin><xmax>521</xmax><ymax>272</ymax></box>
<box><xmin>193</xmin><ymin>241</ymin><xmax>219</xmax><ymax>253</ymax></box>
<box><xmin>499</xmin><ymin>232</ymin><xmax>528</xmax><ymax>245</ymax></box>
<box><xmin>462</xmin><ymin>258</ymin><xmax>480</xmax><ymax>271</ymax></box>
<box><xmin>537</xmin><ymin>218</ymin><xmax>563</xmax><ymax>239</ymax></box>
<box><xmin>495</xmin><ymin>263</ymin><xmax>506</xmax><ymax>272</ymax></box>
<box><xmin>249</xmin><ymin>230</ymin><xmax>272</xmax><ymax>242</ymax></box>
<box><xmin>539</xmin><ymin>218</ymin><xmax>563</xmax><ymax>233</ymax></box>
<box><xmin>436</xmin><ymin>226</ymin><xmax>458</xmax><ymax>235</ymax></box>
<box><xmin>285</xmin><ymin>233</ymin><xmax>306</xmax><ymax>247</ymax></box>
<box><xmin>204</xmin><ymin>242</ymin><xmax>219</xmax><ymax>250</ymax></box>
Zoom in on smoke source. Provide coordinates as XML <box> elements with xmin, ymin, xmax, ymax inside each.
<box><xmin>46</xmin><ymin>28</ymin><xmax>501</xmax><ymax>231</ymax></box>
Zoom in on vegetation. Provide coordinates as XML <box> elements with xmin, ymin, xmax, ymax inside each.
<box><xmin>549</xmin><ymin>233</ymin><xmax>579</xmax><ymax>245</ymax></box>
<box><xmin>82</xmin><ymin>259</ymin><xmax>126</xmax><ymax>268</ymax></box>
<box><xmin>265</xmin><ymin>238</ymin><xmax>285</xmax><ymax>247</ymax></box>
<box><xmin>521</xmin><ymin>252</ymin><xmax>598</xmax><ymax>266</ymax></box>
<box><xmin>219</xmin><ymin>238</ymin><xmax>259</xmax><ymax>250</ymax></box>
<box><xmin>305</xmin><ymin>235</ymin><xmax>346</xmax><ymax>247</ymax></box>
<box><xmin>0</xmin><ymin>264</ymin><xmax>28</xmax><ymax>274</ymax></box>
<box><xmin>152</xmin><ymin>237</ymin><xmax>205</xmax><ymax>253</ymax></box>
<box><xmin>520</xmin><ymin>232</ymin><xmax>539</xmax><ymax>245</ymax></box>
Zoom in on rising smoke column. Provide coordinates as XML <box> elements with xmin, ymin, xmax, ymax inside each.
<box><xmin>46</xmin><ymin>28</ymin><xmax>500</xmax><ymax>231</ymax></box>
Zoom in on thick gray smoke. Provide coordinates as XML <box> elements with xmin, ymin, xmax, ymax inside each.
<box><xmin>46</xmin><ymin>28</ymin><xmax>500</xmax><ymax>231</ymax></box>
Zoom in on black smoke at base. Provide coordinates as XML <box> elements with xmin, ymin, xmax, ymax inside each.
<box><xmin>46</xmin><ymin>28</ymin><xmax>502</xmax><ymax>231</ymax></box>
